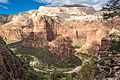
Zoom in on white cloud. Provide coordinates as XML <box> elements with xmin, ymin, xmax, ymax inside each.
<box><xmin>35</xmin><ymin>0</ymin><xmax>109</xmax><ymax>10</ymax></box>
<box><xmin>0</xmin><ymin>0</ymin><xmax>9</xmax><ymax>9</ymax></box>
<box><xmin>0</xmin><ymin>4</ymin><xmax>8</xmax><ymax>9</ymax></box>
<box><xmin>0</xmin><ymin>0</ymin><xmax>9</xmax><ymax>4</ymax></box>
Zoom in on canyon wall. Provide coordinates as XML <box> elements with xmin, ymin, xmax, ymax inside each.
<box><xmin>0</xmin><ymin>6</ymin><xmax>120</xmax><ymax>51</ymax></box>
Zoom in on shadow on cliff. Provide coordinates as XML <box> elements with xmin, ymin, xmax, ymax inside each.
<box><xmin>44</xmin><ymin>18</ymin><xmax>56</xmax><ymax>41</ymax></box>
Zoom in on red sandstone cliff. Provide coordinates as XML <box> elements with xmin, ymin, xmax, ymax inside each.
<box><xmin>0</xmin><ymin>6</ymin><xmax>120</xmax><ymax>51</ymax></box>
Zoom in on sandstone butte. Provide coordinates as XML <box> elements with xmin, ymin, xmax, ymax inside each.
<box><xmin>0</xmin><ymin>6</ymin><xmax>120</xmax><ymax>52</ymax></box>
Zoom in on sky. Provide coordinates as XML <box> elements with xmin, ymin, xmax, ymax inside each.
<box><xmin>0</xmin><ymin>0</ymin><xmax>109</xmax><ymax>14</ymax></box>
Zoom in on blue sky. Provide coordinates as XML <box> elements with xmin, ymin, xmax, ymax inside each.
<box><xmin>0</xmin><ymin>0</ymin><xmax>47</xmax><ymax>14</ymax></box>
<box><xmin>0</xmin><ymin>0</ymin><xmax>109</xmax><ymax>14</ymax></box>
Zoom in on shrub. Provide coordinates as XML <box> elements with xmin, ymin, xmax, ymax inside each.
<box><xmin>79</xmin><ymin>57</ymin><xmax>102</xmax><ymax>80</ymax></box>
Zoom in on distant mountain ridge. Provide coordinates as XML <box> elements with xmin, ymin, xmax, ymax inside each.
<box><xmin>63</xmin><ymin>4</ymin><xmax>89</xmax><ymax>7</ymax></box>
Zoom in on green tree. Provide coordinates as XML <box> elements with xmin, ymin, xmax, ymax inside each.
<box><xmin>103</xmin><ymin>0</ymin><xmax>120</xmax><ymax>19</ymax></box>
<box><xmin>79</xmin><ymin>57</ymin><xmax>100</xmax><ymax>80</ymax></box>
<box><xmin>106</xmin><ymin>0</ymin><xmax>120</xmax><ymax>10</ymax></box>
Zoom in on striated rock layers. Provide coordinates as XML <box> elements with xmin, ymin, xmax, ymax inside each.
<box><xmin>0</xmin><ymin>6</ymin><xmax>120</xmax><ymax>51</ymax></box>
<box><xmin>0</xmin><ymin>37</ymin><xmax>26</xmax><ymax>80</ymax></box>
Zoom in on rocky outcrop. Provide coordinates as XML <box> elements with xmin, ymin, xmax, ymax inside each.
<box><xmin>0</xmin><ymin>15</ymin><xmax>8</xmax><ymax>25</ymax></box>
<box><xmin>0</xmin><ymin>14</ymin><xmax>14</xmax><ymax>25</ymax></box>
<box><xmin>98</xmin><ymin>33</ymin><xmax>120</xmax><ymax>78</ymax></box>
<box><xmin>0</xmin><ymin>37</ymin><xmax>26</xmax><ymax>80</ymax></box>
<box><xmin>99</xmin><ymin>28</ymin><xmax>120</xmax><ymax>51</ymax></box>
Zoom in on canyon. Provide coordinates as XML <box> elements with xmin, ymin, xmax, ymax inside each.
<box><xmin>0</xmin><ymin>6</ymin><xmax>119</xmax><ymax>52</ymax></box>
<box><xmin>0</xmin><ymin>6</ymin><xmax>120</xmax><ymax>79</ymax></box>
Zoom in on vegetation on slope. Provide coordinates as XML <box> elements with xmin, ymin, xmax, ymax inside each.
<box><xmin>7</xmin><ymin>39</ymin><xmax>83</xmax><ymax>80</ymax></box>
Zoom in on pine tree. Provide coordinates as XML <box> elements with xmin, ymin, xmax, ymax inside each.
<box><xmin>106</xmin><ymin>0</ymin><xmax>120</xmax><ymax>10</ymax></box>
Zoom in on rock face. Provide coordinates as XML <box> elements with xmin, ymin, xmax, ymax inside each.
<box><xmin>0</xmin><ymin>15</ymin><xmax>8</xmax><ymax>25</ymax></box>
<box><xmin>22</xmin><ymin>32</ymin><xmax>48</xmax><ymax>48</ymax></box>
<box><xmin>0</xmin><ymin>14</ymin><xmax>14</xmax><ymax>25</ymax></box>
<box><xmin>0</xmin><ymin>12</ymin><xmax>57</xmax><ymax>43</ymax></box>
<box><xmin>0</xmin><ymin>37</ymin><xmax>26</xmax><ymax>80</ymax></box>
<box><xmin>0</xmin><ymin>6</ymin><xmax>119</xmax><ymax>51</ymax></box>
<box><xmin>49</xmin><ymin>35</ymin><xmax>75</xmax><ymax>58</ymax></box>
